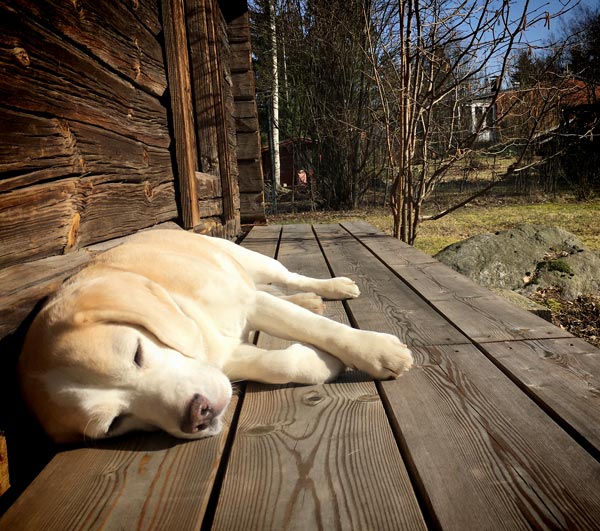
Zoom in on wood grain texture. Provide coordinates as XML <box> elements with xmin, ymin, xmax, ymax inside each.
<box><xmin>0</xmin><ymin>108</ymin><xmax>175</xmax><ymax>193</ymax></box>
<box><xmin>0</xmin><ymin>223</ymin><xmax>182</xmax><ymax>341</ymax></box>
<box><xmin>196</xmin><ymin>171</ymin><xmax>223</xmax><ymax>199</ymax></box>
<box><xmin>0</xmin><ymin>56</ymin><xmax>177</xmax><ymax>265</ymax></box>
<box><xmin>185</xmin><ymin>0</ymin><xmax>240</xmax><ymax>236</ymax></box>
<box><xmin>239</xmin><ymin>192</ymin><xmax>265</xmax><ymax>222</ymax></box>
<box><xmin>229</xmin><ymin>41</ymin><xmax>252</xmax><ymax>72</ymax></box>
<box><xmin>382</xmin><ymin>343</ymin><xmax>600</xmax><ymax>530</ymax></box>
<box><xmin>482</xmin><ymin>338</ymin><xmax>600</xmax><ymax>455</ymax></box>
<box><xmin>130</xmin><ymin>0</ymin><xmax>163</xmax><ymax>37</ymax></box>
<box><xmin>213</xmin><ymin>380</ymin><xmax>425</xmax><ymax>531</ymax></box>
<box><xmin>186</xmin><ymin>0</ymin><xmax>221</xmax><ymax>178</ymax></box>
<box><xmin>231</xmin><ymin>70</ymin><xmax>256</xmax><ymax>100</ymax></box>
<box><xmin>236</xmin><ymin>131</ymin><xmax>262</xmax><ymax>160</ymax></box>
<box><xmin>340</xmin><ymin>221</ymin><xmax>437</xmax><ymax>266</ymax></box>
<box><xmin>0</xmin><ymin>395</ymin><xmax>239</xmax><ymax>531</ymax></box>
<box><xmin>215</xmin><ymin>6</ymin><xmax>240</xmax><ymax>227</ymax></box>
<box><xmin>0</xmin><ymin>7</ymin><xmax>169</xmax><ymax>148</ymax></box>
<box><xmin>212</xmin><ymin>224</ymin><xmax>426</xmax><ymax>531</ymax></box>
<box><xmin>343</xmin><ymin>221</ymin><xmax>572</xmax><ymax>342</ymax></box>
<box><xmin>313</xmin><ymin>224</ymin><xmax>468</xmax><ymax>347</ymax></box>
<box><xmin>198</xmin><ymin>198</ymin><xmax>224</xmax><ymax>217</ymax></box>
<box><xmin>233</xmin><ymin>100</ymin><xmax>260</xmax><ymax>120</ymax></box>
<box><xmin>0</xmin><ymin>251</ymin><xmax>91</xmax><ymax>339</ymax></box>
<box><xmin>0</xmin><ymin>434</ymin><xmax>9</xmax><ymax>497</ymax></box>
<box><xmin>238</xmin><ymin>223</ymin><xmax>281</xmax><ymax>256</ymax></box>
<box><xmin>9</xmin><ymin>0</ymin><xmax>167</xmax><ymax>97</ymax></box>
<box><xmin>0</xmin><ymin>173</ymin><xmax>177</xmax><ymax>269</ymax></box>
<box><xmin>237</xmin><ymin>161</ymin><xmax>263</xmax><ymax>190</ymax></box>
<box><xmin>229</xmin><ymin>11</ymin><xmax>264</xmax><ymax>222</ymax></box>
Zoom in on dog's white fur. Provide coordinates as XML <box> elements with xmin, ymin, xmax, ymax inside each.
<box><xmin>19</xmin><ymin>230</ymin><xmax>413</xmax><ymax>443</ymax></box>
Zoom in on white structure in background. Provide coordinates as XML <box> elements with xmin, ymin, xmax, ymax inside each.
<box><xmin>469</xmin><ymin>100</ymin><xmax>497</xmax><ymax>142</ymax></box>
<box><xmin>466</xmin><ymin>78</ymin><xmax>499</xmax><ymax>143</ymax></box>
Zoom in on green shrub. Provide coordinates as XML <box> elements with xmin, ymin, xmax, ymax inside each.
<box><xmin>540</xmin><ymin>258</ymin><xmax>573</xmax><ymax>275</ymax></box>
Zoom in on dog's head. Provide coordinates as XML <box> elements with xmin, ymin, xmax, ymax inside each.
<box><xmin>18</xmin><ymin>269</ymin><xmax>232</xmax><ymax>443</ymax></box>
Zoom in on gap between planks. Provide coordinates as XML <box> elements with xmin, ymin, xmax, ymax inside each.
<box><xmin>210</xmin><ymin>224</ymin><xmax>426</xmax><ymax>531</ymax></box>
<box><xmin>337</xmin><ymin>221</ymin><xmax>600</xmax><ymax>461</ymax></box>
<box><xmin>316</xmin><ymin>226</ymin><xmax>600</xmax><ymax>529</ymax></box>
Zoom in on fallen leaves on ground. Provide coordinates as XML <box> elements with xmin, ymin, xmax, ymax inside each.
<box><xmin>531</xmin><ymin>289</ymin><xmax>600</xmax><ymax>347</ymax></box>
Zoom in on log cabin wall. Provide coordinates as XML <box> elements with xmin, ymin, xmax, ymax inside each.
<box><xmin>0</xmin><ymin>0</ymin><xmax>264</xmax><ymax>502</ymax></box>
<box><xmin>0</xmin><ymin>0</ymin><xmax>177</xmax><ymax>270</ymax></box>
<box><xmin>227</xmin><ymin>9</ymin><xmax>266</xmax><ymax>224</ymax></box>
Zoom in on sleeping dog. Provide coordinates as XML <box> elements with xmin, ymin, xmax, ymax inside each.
<box><xmin>19</xmin><ymin>230</ymin><xmax>413</xmax><ymax>443</ymax></box>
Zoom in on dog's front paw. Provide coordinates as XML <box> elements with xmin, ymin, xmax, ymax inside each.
<box><xmin>325</xmin><ymin>277</ymin><xmax>360</xmax><ymax>300</ymax></box>
<box><xmin>352</xmin><ymin>332</ymin><xmax>413</xmax><ymax>379</ymax></box>
<box><xmin>284</xmin><ymin>292</ymin><xmax>326</xmax><ymax>314</ymax></box>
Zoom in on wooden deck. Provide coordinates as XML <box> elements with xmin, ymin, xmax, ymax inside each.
<box><xmin>2</xmin><ymin>221</ymin><xmax>600</xmax><ymax>530</ymax></box>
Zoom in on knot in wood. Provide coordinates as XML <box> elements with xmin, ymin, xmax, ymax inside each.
<box><xmin>301</xmin><ymin>391</ymin><xmax>323</xmax><ymax>406</ymax></box>
<box><xmin>356</xmin><ymin>394</ymin><xmax>379</xmax><ymax>402</ymax></box>
<box><xmin>11</xmin><ymin>47</ymin><xmax>30</xmax><ymax>67</ymax></box>
<box><xmin>144</xmin><ymin>182</ymin><xmax>154</xmax><ymax>200</ymax></box>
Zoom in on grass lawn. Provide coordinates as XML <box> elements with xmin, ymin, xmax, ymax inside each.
<box><xmin>268</xmin><ymin>198</ymin><xmax>600</xmax><ymax>256</ymax></box>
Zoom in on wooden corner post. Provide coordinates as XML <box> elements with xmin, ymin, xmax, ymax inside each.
<box><xmin>161</xmin><ymin>0</ymin><xmax>200</xmax><ymax>229</ymax></box>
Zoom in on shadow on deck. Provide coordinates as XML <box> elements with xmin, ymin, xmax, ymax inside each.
<box><xmin>2</xmin><ymin>222</ymin><xmax>600</xmax><ymax>530</ymax></box>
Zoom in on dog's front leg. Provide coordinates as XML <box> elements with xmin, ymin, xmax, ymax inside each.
<box><xmin>248</xmin><ymin>292</ymin><xmax>413</xmax><ymax>379</ymax></box>
<box><xmin>223</xmin><ymin>343</ymin><xmax>344</xmax><ymax>384</ymax></box>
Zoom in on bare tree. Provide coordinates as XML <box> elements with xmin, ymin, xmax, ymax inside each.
<box><xmin>253</xmin><ymin>0</ymin><xmax>389</xmax><ymax>209</ymax></box>
<box><xmin>364</xmin><ymin>0</ymin><xmax>577</xmax><ymax>242</ymax></box>
<box><xmin>251</xmin><ymin>0</ymin><xmax>581</xmax><ymax>227</ymax></box>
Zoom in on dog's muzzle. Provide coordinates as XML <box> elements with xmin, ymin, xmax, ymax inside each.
<box><xmin>181</xmin><ymin>393</ymin><xmax>220</xmax><ymax>434</ymax></box>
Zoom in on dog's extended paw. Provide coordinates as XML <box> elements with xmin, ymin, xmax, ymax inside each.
<box><xmin>351</xmin><ymin>332</ymin><xmax>413</xmax><ymax>379</ymax></box>
<box><xmin>285</xmin><ymin>344</ymin><xmax>345</xmax><ymax>384</ymax></box>
<box><xmin>284</xmin><ymin>292</ymin><xmax>326</xmax><ymax>314</ymax></box>
<box><xmin>324</xmin><ymin>277</ymin><xmax>360</xmax><ymax>300</ymax></box>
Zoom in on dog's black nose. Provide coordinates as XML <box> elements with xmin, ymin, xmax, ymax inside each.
<box><xmin>181</xmin><ymin>393</ymin><xmax>216</xmax><ymax>434</ymax></box>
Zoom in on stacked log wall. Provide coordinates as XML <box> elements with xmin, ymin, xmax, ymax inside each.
<box><xmin>0</xmin><ymin>0</ymin><xmax>263</xmax><ymax>501</ymax></box>
<box><xmin>0</xmin><ymin>0</ymin><xmax>177</xmax><ymax>270</ymax></box>
<box><xmin>227</xmin><ymin>11</ymin><xmax>266</xmax><ymax>224</ymax></box>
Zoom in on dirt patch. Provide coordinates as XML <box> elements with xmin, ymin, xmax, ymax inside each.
<box><xmin>531</xmin><ymin>289</ymin><xmax>600</xmax><ymax>348</ymax></box>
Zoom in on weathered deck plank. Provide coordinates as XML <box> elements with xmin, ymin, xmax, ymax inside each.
<box><xmin>314</xmin><ymin>222</ymin><xmax>600</xmax><ymax>530</ymax></box>
<box><xmin>342</xmin><ymin>221</ymin><xmax>572</xmax><ymax>342</ymax></box>
<box><xmin>382</xmin><ymin>344</ymin><xmax>600</xmax><ymax>530</ymax></box>
<box><xmin>313</xmin><ymin>224</ymin><xmax>468</xmax><ymax>347</ymax></box>
<box><xmin>212</xmin><ymin>224</ymin><xmax>426</xmax><ymax>530</ymax></box>
<box><xmin>342</xmin><ymin>221</ymin><xmax>600</xmax><ymax>457</ymax></box>
<box><xmin>0</xmin><ymin>396</ymin><xmax>240</xmax><ymax>530</ymax></box>
<box><xmin>2</xmin><ymin>222</ymin><xmax>600</xmax><ymax>531</ymax></box>
<box><xmin>482</xmin><ymin>337</ymin><xmax>600</xmax><ymax>456</ymax></box>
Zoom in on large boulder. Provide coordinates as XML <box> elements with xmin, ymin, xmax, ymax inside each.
<box><xmin>434</xmin><ymin>224</ymin><xmax>600</xmax><ymax>299</ymax></box>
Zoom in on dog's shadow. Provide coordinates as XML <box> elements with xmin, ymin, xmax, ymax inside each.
<box><xmin>80</xmin><ymin>368</ymin><xmax>375</xmax><ymax>454</ymax></box>
<box><xmin>0</xmin><ymin>313</ymin><xmax>377</xmax><ymax>517</ymax></box>
<box><xmin>0</xmin><ymin>299</ymin><xmax>56</xmax><ymax>513</ymax></box>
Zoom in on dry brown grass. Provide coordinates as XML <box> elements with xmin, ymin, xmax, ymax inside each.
<box><xmin>268</xmin><ymin>197</ymin><xmax>600</xmax><ymax>256</ymax></box>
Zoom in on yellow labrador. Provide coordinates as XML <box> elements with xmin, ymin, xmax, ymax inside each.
<box><xmin>19</xmin><ymin>230</ymin><xmax>413</xmax><ymax>443</ymax></box>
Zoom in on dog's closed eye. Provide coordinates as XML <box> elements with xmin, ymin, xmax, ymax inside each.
<box><xmin>134</xmin><ymin>341</ymin><xmax>144</xmax><ymax>368</ymax></box>
<box><xmin>107</xmin><ymin>414</ymin><xmax>128</xmax><ymax>436</ymax></box>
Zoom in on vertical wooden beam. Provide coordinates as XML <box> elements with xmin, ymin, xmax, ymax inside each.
<box><xmin>161</xmin><ymin>0</ymin><xmax>199</xmax><ymax>229</ymax></box>
<box><xmin>0</xmin><ymin>433</ymin><xmax>9</xmax><ymax>497</ymax></box>
<box><xmin>211</xmin><ymin>4</ymin><xmax>237</xmax><ymax>226</ymax></box>
<box><xmin>185</xmin><ymin>0</ymin><xmax>221</xmax><ymax>177</ymax></box>
<box><xmin>185</xmin><ymin>0</ymin><xmax>240</xmax><ymax>236</ymax></box>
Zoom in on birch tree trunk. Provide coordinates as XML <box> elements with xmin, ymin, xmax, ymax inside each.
<box><xmin>268</xmin><ymin>0</ymin><xmax>281</xmax><ymax>188</ymax></box>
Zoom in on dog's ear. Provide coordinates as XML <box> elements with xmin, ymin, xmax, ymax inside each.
<box><xmin>68</xmin><ymin>271</ymin><xmax>200</xmax><ymax>357</ymax></box>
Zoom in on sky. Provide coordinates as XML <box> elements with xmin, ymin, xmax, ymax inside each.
<box><xmin>519</xmin><ymin>0</ymin><xmax>599</xmax><ymax>48</ymax></box>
